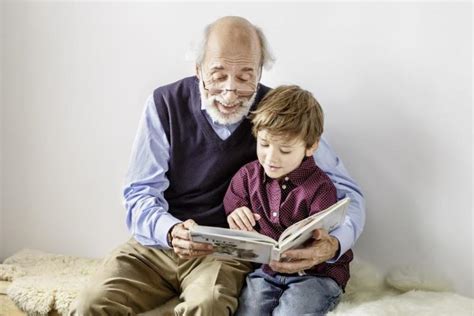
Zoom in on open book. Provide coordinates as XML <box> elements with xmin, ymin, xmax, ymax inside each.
<box><xmin>189</xmin><ymin>197</ymin><xmax>350</xmax><ymax>264</ymax></box>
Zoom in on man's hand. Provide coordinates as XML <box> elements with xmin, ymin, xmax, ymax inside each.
<box><xmin>227</xmin><ymin>207</ymin><xmax>261</xmax><ymax>231</ymax></box>
<box><xmin>170</xmin><ymin>219</ymin><xmax>214</xmax><ymax>259</ymax></box>
<box><xmin>269</xmin><ymin>229</ymin><xmax>340</xmax><ymax>274</ymax></box>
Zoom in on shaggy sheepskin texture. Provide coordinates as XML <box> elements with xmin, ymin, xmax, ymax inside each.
<box><xmin>0</xmin><ymin>249</ymin><xmax>472</xmax><ymax>316</ymax></box>
<box><xmin>0</xmin><ymin>249</ymin><xmax>99</xmax><ymax>315</ymax></box>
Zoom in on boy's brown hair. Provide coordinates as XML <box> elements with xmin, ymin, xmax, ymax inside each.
<box><xmin>251</xmin><ymin>85</ymin><xmax>324</xmax><ymax>148</ymax></box>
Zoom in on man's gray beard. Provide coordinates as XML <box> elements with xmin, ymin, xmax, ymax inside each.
<box><xmin>198</xmin><ymin>81</ymin><xmax>257</xmax><ymax>125</ymax></box>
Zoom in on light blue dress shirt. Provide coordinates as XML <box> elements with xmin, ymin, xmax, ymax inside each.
<box><xmin>124</xmin><ymin>94</ymin><xmax>365</xmax><ymax>260</ymax></box>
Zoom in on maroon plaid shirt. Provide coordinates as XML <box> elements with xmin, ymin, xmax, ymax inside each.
<box><xmin>224</xmin><ymin>157</ymin><xmax>353</xmax><ymax>289</ymax></box>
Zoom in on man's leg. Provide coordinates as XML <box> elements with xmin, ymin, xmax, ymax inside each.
<box><xmin>272</xmin><ymin>276</ymin><xmax>342</xmax><ymax>316</ymax></box>
<box><xmin>70</xmin><ymin>238</ymin><xmax>179</xmax><ymax>316</ymax></box>
<box><xmin>175</xmin><ymin>256</ymin><xmax>252</xmax><ymax>316</ymax></box>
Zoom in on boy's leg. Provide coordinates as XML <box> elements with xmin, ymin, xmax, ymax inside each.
<box><xmin>176</xmin><ymin>256</ymin><xmax>252</xmax><ymax>316</ymax></box>
<box><xmin>272</xmin><ymin>276</ymin><xmax>342</xmax><ymax>316</ymax></box>
<box><xmin>70</xmin><ymin>238</ymin><xmax>179</xmax><ymax>315</ymax></box>
<box><xmin>235</xmin><ymin>268</ymin><xmax>283</xmax><ymax>316</ymax></box>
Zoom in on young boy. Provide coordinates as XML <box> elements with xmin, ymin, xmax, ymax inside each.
<box><xmin>223</xmin><ymin>85</ymin><xmax>353</xmax><ymax>315</ymax></box>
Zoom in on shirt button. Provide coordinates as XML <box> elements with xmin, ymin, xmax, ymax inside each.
<box><xmin>284</xmin><ymin>177</ymin><xmax>289</xmax><ymax>181</ymax></box>
<box><xmin>282</xmin><ymin>185</ymin><xmax>287</xmax><ymax>189</ymax></box>
<box><xmin>272</xmin><ymin>212</ymin><xmax>278</xmax><ymax>217</ymax></box>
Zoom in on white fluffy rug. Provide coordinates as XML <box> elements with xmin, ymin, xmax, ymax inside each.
<box><xmin>0</xmin><ymin>249</ymin><xmax>472</xmax><ymax>315</ymax></box>
<box><xmin>0</xmin><ymin>249</ymin><xmax>99</xmax><ymax>315</ymax></box>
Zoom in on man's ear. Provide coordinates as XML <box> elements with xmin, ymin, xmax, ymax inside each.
<box><xmin>305</xmin><ymin>140</ymin><xmax>319</xmax><ymax>157</ymax></box>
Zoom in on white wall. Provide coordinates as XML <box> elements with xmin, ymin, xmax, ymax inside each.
<box><xmin>1</xmin><ymin>2</ymin><xmax>472</xmax><ymax>296</ymax></box>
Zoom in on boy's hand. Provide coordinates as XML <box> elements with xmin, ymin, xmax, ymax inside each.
<box><xmin>227</xmin><ymin>207</ymin><xmax>261</xmax><ymax>231</ymax></box>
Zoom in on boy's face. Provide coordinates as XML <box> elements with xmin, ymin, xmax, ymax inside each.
<box><xmin>256</xmin><ymin>130</ymin><xmax>318</xmax><ymax>179</ymax></box>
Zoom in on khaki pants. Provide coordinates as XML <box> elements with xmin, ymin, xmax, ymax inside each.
<box><xmin>70</xmin><ymin>238</ymin><xmax>252</xmax><ymax>316</ymax></box>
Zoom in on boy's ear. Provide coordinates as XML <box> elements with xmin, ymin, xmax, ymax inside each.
<box><xmin>305</xmin><ymin>141</ymin><xmax>319</xmax><ymax>157</ymax></box>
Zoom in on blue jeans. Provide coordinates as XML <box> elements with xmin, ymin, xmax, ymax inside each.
<box><xmin>235</xmin><ymin>268</ymin><xmax>342</xmax><ymax>316</ymax></box>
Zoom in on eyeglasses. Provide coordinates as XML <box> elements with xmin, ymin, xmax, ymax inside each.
<box><xmin>200</xmin><ymin>69</ymin><xmax>258</xmax><ymax>97</ymax></box>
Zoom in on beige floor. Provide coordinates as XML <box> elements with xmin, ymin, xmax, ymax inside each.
<box><xmin>0</xmin><ymin>281</ymin><xmax>66</xmax><ymax>316</ymax></box>
<box><xmin>0</xmin><ymin>281</ymin><xmax>26</xmax><ymax>316</ymax></box>
<box><xmin>0</xmin><ymin>280</ymin><xmax>172</xmax><ymax>316</ymax></box>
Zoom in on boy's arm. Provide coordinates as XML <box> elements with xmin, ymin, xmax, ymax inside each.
<box><xmin>308</xmin><ymin>181</ymin><xmax>338</xmax><ymax>216</ymax></box>
<box><xmin>223</xmin><ymin>168</ymin><xmax>252</xmax><ymax>216</ymax></box>
<box><xmin>224</xmin><ymin>169</ymin><xmax>262</xmax><ymax>231</ymax></box>
<box><xmin>314</xmin><ymin>136</ymin><xmax>366</xmax><ymax>261</ymax></box>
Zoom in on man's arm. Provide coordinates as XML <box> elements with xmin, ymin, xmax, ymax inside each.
<box><xmin>123</xmin><ymin>95</ymin><xmax>181</xmax><ymax>248</ymax></box>
<box><xmin>124</xmin><ymin>95</ymin><xmax>213</xmax><ymax>259</ymax></box>
<box><xmin>314</xmin><ymin>136</ymin><xmax>365</xmax><ymax>260</ymax></box>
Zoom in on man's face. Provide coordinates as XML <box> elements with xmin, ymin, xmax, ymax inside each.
<box><xmin>256</xmin><ymin>130</ymin><xmax>317</xmax><ymax>179</ymax></box>
<box><xmin>198</xmin><ymin>33</ymin><xmax>261</xmax><ymax>125</ymax></box>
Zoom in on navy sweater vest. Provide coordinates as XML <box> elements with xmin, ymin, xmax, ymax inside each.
<box><xmin>154</xmin><ymin>76</ymin><xmax>270</xmax><ymax>227</ymax></box>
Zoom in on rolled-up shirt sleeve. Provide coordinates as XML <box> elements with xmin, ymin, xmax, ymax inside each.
<box><xmin>123</xmin><ymin>95</ymin><xmax>181</xmax><ymax>248</ymax></box>
<box><xmin>314</xmin><ymin>136</ymin><xmax>366</xmax><ymax>262</ymax></box>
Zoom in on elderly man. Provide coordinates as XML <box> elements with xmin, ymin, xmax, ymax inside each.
<box><xmin>71</xmin><ymin>16</ymin><xmax>364</xmax><ymax>315</ymax></box>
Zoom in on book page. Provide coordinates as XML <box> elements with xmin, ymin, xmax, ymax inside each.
<box><xmin>190</xmin><ymin>225</ymin><xmax>276</xmax><ymax>244</ymax></box>
<box><xmin>278</xmin><ymin>215</ymin><xmax>317</xmax><ymax>243</ymax></box>
<box><xmin>276</xmin><ymin>197</ymin><xmax>350</xmax><ymax>250</ymax></box>
<box><xmin>191</xmin><ymin>230</ymin><xmax>274</xmax><ymax>264</ymax></box>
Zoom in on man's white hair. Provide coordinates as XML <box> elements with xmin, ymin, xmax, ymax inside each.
<box><xmin>193</xmin><ymin>19</ymin><xmax>276</xmax><ymax>70</ymax></box>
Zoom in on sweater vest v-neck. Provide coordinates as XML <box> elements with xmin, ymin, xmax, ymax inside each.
<box><xmin>153</xmin><ymin>76</ymin><xmax>270</xmax><ymax>227</ymax></box>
